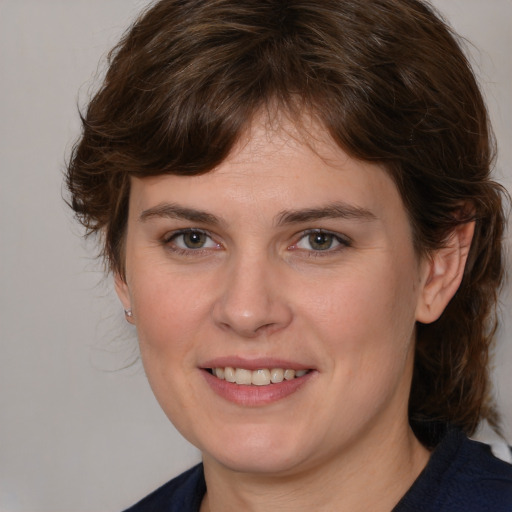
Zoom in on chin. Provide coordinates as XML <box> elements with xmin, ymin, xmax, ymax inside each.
<box><xmin>198</xmin><ymin>424</ymin><xmax>320</xmax><ymax>476</ymax></box>
<box><xmin>206</xmin><ymin>448</ymin><xmax>305</xmax><ymax>476</ymax></box>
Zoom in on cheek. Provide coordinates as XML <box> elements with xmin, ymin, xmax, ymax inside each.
<box><xmin>128</xmin><ymin>266</ymin><xmax>209</xmax><ymax>360</ymax></box>
<box><xmin>315</xmin><ymin>264</ymin><xmax>416</xmax><ymax>331</ymax></box>
<box><xmin>306</xmin><ymin>257</ymin><xmax>420</xmax><ymax>370</ymax></box>
<box><xmin>127</xmin><ymin>270</ymin><xmax>210</xmax><ymax>425</ymax></box>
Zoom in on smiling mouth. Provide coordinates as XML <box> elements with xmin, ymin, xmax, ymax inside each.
<box><xmin>207</xmin><ymin>367</ymin><xmax>311</xmax><ymax>386</ymax></box>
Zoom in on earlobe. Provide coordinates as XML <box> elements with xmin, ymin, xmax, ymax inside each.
<box><xmin>415</xmin><ymin>221</ymin><xmax>475</xmax><ymax>324</ymax></box>
<box><xmin>114</xmin><ymin>273</ymin><xmax>135</xmax><ymax>324</ymax></box>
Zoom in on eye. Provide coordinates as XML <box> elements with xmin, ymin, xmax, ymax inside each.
<box><xmin>166</xmin><ymin>229</ymin><xmax>220</xmax><ymax>251</ymax></box>
<box><xmin>293</xmin><ymin>230</ymin><xmax>350</xmax><ymax>252</ymax></box>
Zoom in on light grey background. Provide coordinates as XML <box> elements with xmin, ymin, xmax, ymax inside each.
<box><xmin>0</xmin><ymin>1</ymin><xmax>510</xmax><ymax>511</ymax></box>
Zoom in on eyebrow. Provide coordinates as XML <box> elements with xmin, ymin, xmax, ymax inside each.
<box><xmin>139</xmin><ymin>201</ymin><xmax>377</xmax><ymax>226</ymax></box>
<box><xmin>275</xmin><ymin>202</ymin><xmax>377</xmax><ymax>226</ymax></box>
<box><xmin>139</xmin><ymin>203</ymin><xmax>222</xmax><ymax>225</ymax></box>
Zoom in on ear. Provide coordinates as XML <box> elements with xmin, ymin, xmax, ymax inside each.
<box><xmin>114</xmin><ymin>272</ymin><xmax>135</xmax><ymax>324</ymax></box>
<box><xmin>415</xmin><ymin>221</ymin><xmax>475</xmax><ymax>324</ymax></box>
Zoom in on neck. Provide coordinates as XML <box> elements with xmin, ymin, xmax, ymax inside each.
<box><xmin>200</xmin><ymin>421</ymin><xmax>430</xmax><ymax>512</ymax></box>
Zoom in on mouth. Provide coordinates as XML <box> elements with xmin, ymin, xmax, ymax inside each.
<box><xmin>206</xmin><ymin>367</ymin><xmax>311</xmax><ymax>386</ymax></box>
<box><xmin>201</xmin><ymin>361</ymin><xmax>316</xmax><ymax>405</ymax></box>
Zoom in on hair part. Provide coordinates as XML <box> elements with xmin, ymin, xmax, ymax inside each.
<box><xmin>66</xmin><ymin>0</ymin><xmax>509</xmax><ymax>435</ymax></box>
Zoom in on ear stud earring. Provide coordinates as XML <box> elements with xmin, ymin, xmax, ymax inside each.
<box><xmin>124</xmin><ymin>309</ymin><xmax>133</xmax><ymax>319</ymax></box>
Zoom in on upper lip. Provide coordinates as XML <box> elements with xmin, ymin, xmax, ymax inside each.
<box><xmin>200</xmin><ymin>356</ymin><xmax>313</xmax><ymax>371</ymax></box>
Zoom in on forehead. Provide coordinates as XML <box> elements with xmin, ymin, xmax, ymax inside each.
<box><xmin>129</xmin><ymin>114</ymin><xmax>408</xmax><ymax>229</ymax></box>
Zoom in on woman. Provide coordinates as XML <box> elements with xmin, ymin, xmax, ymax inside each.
<box><xmin>66</xmin><ymin>0</ymin><xmax>512</xmax><ymax>510</ymax></box>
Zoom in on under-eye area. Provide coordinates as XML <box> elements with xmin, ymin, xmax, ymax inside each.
<box><xmin>206</xmin><ymin>368</ymin><xmax>312</xmax><ymax>386</ymax></box>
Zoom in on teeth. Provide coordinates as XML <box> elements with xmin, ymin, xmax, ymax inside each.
<box><xmin>224</xmin><ymin>367</ymin><xmax>236</xmax><ymax>382</ymax></box>
<box><xmin>252</xmin><ymin>369</ymin><xmax>271</xmax><ymax>386</ymax></box>
<box><xmin>284</xmin><ymin>369</ymin><xmax>296</xmax><ymax>380</ymax></box>
<box><xmin>270</xmin><ymin>368</ymin><xmax>284</xmax><ymax>383</ymax></box>
<box><xmin>210</xmin><ymin>367</ymin><xmax>310</xmax><ymax>385</ymax></box>
<box><xmin>235</xmin><ymin>368</ymin><xmax>252</xmax><ymax>385</ymax></box>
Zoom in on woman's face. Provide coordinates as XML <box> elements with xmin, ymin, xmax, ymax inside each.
<box><xmin>116</xmin><ymin>117</ymin><xmax>432</xmax><ymax>476</ymax></box>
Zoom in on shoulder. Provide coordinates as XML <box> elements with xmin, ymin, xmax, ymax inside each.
<box><xmin>123</xmin><ymin>464</ymin><xmax>206</xmax><ymax>512</ymax></box>
<box><xmin>453</xmin><ymin>435</ymin><xmax>512</xmax><ymax>505</ymax></box>
<box><xmin>395</xmin><ymin>425</ymin><xmax>512</xmax><ymax>512</ymax></box>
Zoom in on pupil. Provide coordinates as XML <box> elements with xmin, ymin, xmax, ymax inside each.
<box><xmin>184</xmin><ymin>231</ymin><xmax>206</xmax><ymax>248</ymax></box>
<box><xmin>309</xmin><ymin>232</ymin><xmax>332</xmax><ymax>250</ymax></box>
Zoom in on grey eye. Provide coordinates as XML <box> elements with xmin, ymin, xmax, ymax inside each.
<box><xmin>295</xmin><ymin>231</ymin><xmax>343</xmax><ymax>251</ymax></box>
<box><xmin>170</xmin><ymin>230</ymin><xmax>218</xmax><ymax>250</ymax></box>
<box><xmin>181</xmin><ymin>231</ymin><xmax>208</xmax><ymax>249</ymax></box>
<box><xmin>307</xmin><ymin>232</ymin><xmax>336</xmax><ymax>250</ymax></box>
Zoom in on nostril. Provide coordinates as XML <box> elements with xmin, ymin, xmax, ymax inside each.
<box><xmin>211</xmin><ymin>269</ymin><xmax>293</xmax><ymax>337</ymax></box>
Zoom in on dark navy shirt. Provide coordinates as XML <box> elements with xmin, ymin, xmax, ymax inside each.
<box><xmin>124</xmin><ymin>426</ymin><xmax>512</xmax><ymax>511</ymax></box>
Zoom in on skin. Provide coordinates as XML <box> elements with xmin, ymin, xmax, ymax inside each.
<box><xmin>116</xmin><ymin>115</ymin><xmax>473</xmax><ymax>511</ymax></box>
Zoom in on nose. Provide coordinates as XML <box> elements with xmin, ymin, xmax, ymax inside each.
<box><xmin>212</xmin><ymin>253</ymin><xmax>293</xmax><ymax>338</ymax></box>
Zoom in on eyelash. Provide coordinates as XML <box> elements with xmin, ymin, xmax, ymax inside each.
<box><xmin>162</xmin><ymin>228</ymin><xmax>352</xmax><ymax>256</ymax></box>
<box><xmin>162</xmin><ymin>228</ymin><xmax>221</xmax><ymax>255</ymax></box>
<box><xmin>291</xmin><ymin>229</ymin><xmax>352</xmax><ymax>257</ymax></box>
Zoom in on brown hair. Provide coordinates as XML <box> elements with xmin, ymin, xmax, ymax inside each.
<box><xmin>66</xmin><ymin>0</ymin><xmax>508</xmax><ymax>435</ymax></box>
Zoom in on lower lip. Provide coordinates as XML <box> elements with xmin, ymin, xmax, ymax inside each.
<box><xmin>201</xmin><ymin>370</ymin><xmax>316</xmax><ymax>406</ymax></box>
